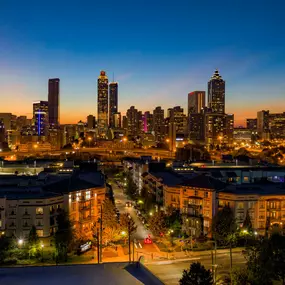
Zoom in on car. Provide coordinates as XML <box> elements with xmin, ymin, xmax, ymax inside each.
<box><xmin>125</xmin><ymin>201</ymin><xmax>132</xmax><ymax>207</ymax></box>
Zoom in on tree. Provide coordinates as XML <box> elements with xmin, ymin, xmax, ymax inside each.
<box><xmin>212</xmin><ymin>206</ymin><xmax>236</xmax><ymax>245</ymax></box>
<box><xmin>120</xmin><ymin>213</ymin><xmax>137</xmax><ymax>236</ymax></box>
<box><xmin>179</xmin><ymin>262</ymin><xmax>213</xmax><ymax>285</ymax></box>
<box><xmin>28</xmin><ymin>226</ymin><xmax>40</xmax><ymax>258</ymax></box>
<box><xmin>270</xmin><ymin>233</ymin><xmax>285</xmax><ymax>284</ymax></box>
<box><xmin>149</xmin><ymin>211</ymin><xmax>167</xmax><ymax>236</ymax></box>
<box><xmin>243</xmin><ymin>210</ymin><xmax>253</xmax><ymax>233</ymax></box>
<box><xmin>101</xmin><ymin>198</ymin><xmax>121</xmax><ymax>244</ymax></box>
<box><xmin>126</xmin><ymin>174</ymin><xmax>138</xmax><ymax>198</ymax></box>
<box><xmin>0</xmin><ymin>236</ymin><xmax>11</xmax><ymax>264</ymax></box>
<box><xmin>231</xmin><ymin>268</ymin><xmax>249</xmax><ymax>285</ymax></box>
<box><xmin>55</xmin><ymin>211</ymin><xmax>74</xmax><ymax>262</ymax></box>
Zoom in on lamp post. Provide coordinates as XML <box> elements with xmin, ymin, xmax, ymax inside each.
<box><xmin>88</xmin><ymin>137</ymin><xmax>91</xmax><ymax>148</ymax></box>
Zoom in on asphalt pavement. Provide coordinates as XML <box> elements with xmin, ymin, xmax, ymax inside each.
<box><xmin>112</xmin><ymin>179</ymin><xmax>152</xmax><ymax>240</ymax></box>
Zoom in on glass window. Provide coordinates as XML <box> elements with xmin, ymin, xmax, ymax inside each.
<box><xmin>36</xmin><ymin>207</ymin><xmax>43</xmax><ymax>215</ymax></box>
<box><xmin>237</xmin><ymin>202</ymin><xmax>244</xmax><ymax>209</ymax></box>
<box><xmin>86</xmin><ymin>191</ymin><xmax>91</xmax><ymax>200</ymax></box>
<box><xmin>36</xmin><ymin>230</ymin><xmax>44</xmax><ymax>237</ymax></box>
<box><xmin>204</xmin><ymin>192</ymin><xmax>209</xmax><ymax>198</ymax></box>
<box><xmin>194</xmin><ymin>190</ymin><xmax>198</xmax><ymax>196</ymax></box>
<box><xmin>243</xmin><ymin>176</ymin><xmax>249</xmax><ymax>182</ymax></box>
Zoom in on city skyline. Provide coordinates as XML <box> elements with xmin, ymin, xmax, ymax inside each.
<box><xmin>1</xmin><ymin>1</ymin><xmax>285</xmax><ymax>126</ymax></box>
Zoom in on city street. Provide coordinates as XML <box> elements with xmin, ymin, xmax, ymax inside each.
<box><xmin>146</xmin><ymin>251</ymin><xmax>246</xmax><ymax>285</ymax></box>
<box><xmin>111</xmin><ymin>178</ymin><xmax>152</xmax><ymax>240</ymax></box>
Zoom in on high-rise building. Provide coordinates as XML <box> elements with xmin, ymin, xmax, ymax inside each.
<box><xmin>257</xmin><ymin>110</ymin><xmax>270</xmax><ymax>140</ymax></box>
<box><xmin>0</xmin><ymin>113</ymin><xmax>12</xmax><ymax>131</ymax></box>
<box><xmin>97</xmin><ymin>71</ymin><xmax>108</xmax><ymax>136</ymax></box>
<box><xmin>33</xmin><ymin>101</ymin><xmax>48</xmax><ymax>136</ymax></box>
<box><xmin>0</xmin><ymin>119</ymin><xmax>5</xmax><ymax>143</ymax></box>
<box><xmin>246</xmin><ymin>118</ymin><xmax>257</xmax><ymax>130</ymax></box>
<box><xmin>16</xmin><ymin>116</ymin><xmax>27</xmax><ymax>131</ymax></box>
<box><xmin>168</xmin><ymin>106</ymin><xmax>187</xmax><ymax>136</ymax></box>
<box><xmin>189</xmin><ymin>113</ymin><xmax>205</xmax><ymax>142</ymax></box>
<box><xmin>87</xmin><ymin>115</ymin><xmax>95</xmax><ymax>129</ymax></box>
<box><xmin>142</xmin><ymin>111</ymin><xmax>153</xmax><ymax>133</ymax></box>
<box><xmin>224</xmin><ymin>114</ymin><xmax>234</xmax><ymax>145</ymax></box>
<box><xmin>188</xmin><ymin>91</ymin><xmax>205</xmax><ymax>116</ymax></box>
<box><xmin>109</xmin><ymin>82</ymin><xmax>118</xmax><ymax>128</ymax></box>
<box><xmin>153</xmin><ymin>106</ymin><xmax>165</xmax><ymax>142</ymax></box>
<box><xmin>204</xmin><ymin>112</ymin><xmax>226</xmax><ymax>146</ymax></box>
<box><xmin>113</xmin><ymin>112</ymin><xmax>121</xmax><ymax>128</ymax></box>
<box><xmin>122</xmin><ymin>116</ymin><xmax>128</xmax><ymax>135</ymax></box>
<box><xmin>126</xmin><ymin>106</ymin><xmax>142</xmax><ymax>137</ymax></box>
<box><xmin>168</xmin><ymin>122</ymin><xmax>176</xmax><ymax>152</ymax></box>
<box><xmin>208</xmin><ymin>70</ymin><xmax>225</xmax><ymax>114</ymax></box>
<box><xmin>48</xmin><ymin>78</ymin><xmax>60</xmax><ymax>127</ymax></box>
<box><xmin>269</xmin><ymin>112</ymin><xmax>285</xmax><ymax>139</ymax></box>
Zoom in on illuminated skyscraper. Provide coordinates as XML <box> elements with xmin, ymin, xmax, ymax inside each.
<box><xmin>109</xmin><ymin>82</ymin><xmax>118</xmax><ymax>128</ymax></box>
<box><xmin>48</xmin><ymin>78</ymin><xmax>60</xmax><ymax>127</ymax></box>
<box><xmin>208</xmin><ymin>70</ymin><xmax>225</xmax><ymax>114</ymax></box>
<box><xmin>188</xmin><ymin>91</ymin><xmax>205</xmax><ymax>116</ymax></box>
<box><xmin>87</xmin><ymin>115</ymin><xmax>95</xmax><ymax>129</ymax></box>
<box><xmin>153</xmin><ymin>106</ymin><xmax>165</xmax><ymax>142</ymax></box>
<box><xmin>97</xmin><ymin>71</ymin><xmax>108</xmax><ymax>136</ymax></box>
<box><xmin>33</xmin><ymin>101</ymin><xmax>48</xmax><ymax>136</ymax></box>
<box><xmin>126</xmin><ymin>106</ymin><xmax>142</xmax><ymax>137</ymax></box>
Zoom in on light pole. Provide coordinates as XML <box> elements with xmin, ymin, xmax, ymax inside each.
<box><xmin>88</xmin><ymin>137</ymin><xmax>91</xmax><ymax>148</ymax></box>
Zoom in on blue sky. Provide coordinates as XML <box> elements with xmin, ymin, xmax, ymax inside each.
<box><xmin>0</xmin><ymin>0</ymin><xmax>285</xmax><ymax>125</ymax></box>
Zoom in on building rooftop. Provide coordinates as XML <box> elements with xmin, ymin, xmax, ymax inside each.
<box><xmin>0</xmin><ymin>263</ymin><xmax>163</xmax><ymax>285</ymax></box>
<box><xmin>180</xmin><ymin>175</ymin><xmax>226</xmax><ymax>190</ymax></box>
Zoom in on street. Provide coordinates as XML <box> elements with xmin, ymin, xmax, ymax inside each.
<box><xmin>111</xmin><ymin>178</ymin><xmax>152</xmax><ymax>240</ymax></box>
<box><xmin>146</xmin><ymin>251</ymin><xmax>246</xmax><ymax>285</ymax></box>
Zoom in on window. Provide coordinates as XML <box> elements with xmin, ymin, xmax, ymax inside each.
<box><xmin>204</xmin><ymin>192</ymin><xmax>209</xmax><ymax>198</ymax></box>
<box><xmin>248</xmin><ymin>201</ymin><xmax>254</xmax><ymax>209</ymax></box>
<box><xmin>36</xmin><ymin>207</ymin><xmax>43</xmax><ymax>215</ymax></box>
<box><xmin>243</xmin><ymin>176</ymin><xmax>249</xmax><ymax>182</ymax></box>
<box><xmin>204</xmin><ymin>220</ymin><xmax>210</xmax><ymax>228</ymax></box>
<box><xmin>36</xmin><ymin>230</ymin><xmax>44</xmax><ymax>237</ymax></box>
<box><xmin>36</xmin><ymin>219</ymin><xmax>43</xmax><ymax>226</ymax></box>
<box><xmin>204</xmin><ymin>211</ymin><xmax>210</xmax><ymax>217</ymax></box>
<box><xmin>0</xmin><ymin>221</ymin><xmax>2</xmax><ymax>227</ymax></box>
<box><xmin>237</xmin><ymin>202</ymin><xmax>244</xmax><ymax>209</ymax></box>
<box><xmin>72</xmin><ymin>203</ymin><xmax>76</xmax><ymax>211</ymax></box>
<box><xmin>194</xmin><ymin>190</ymin><xmax>198</xmax><ymax>196</ymax></box>
<box><xmin>86</xmin><ymin>191</ymin><xmax>91</xmax><ymax>200</ymax></box>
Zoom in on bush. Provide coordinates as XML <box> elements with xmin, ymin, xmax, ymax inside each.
<box><xmin>3</xmin><ymin>257</ymin><xmax>18</xmax><ymax>265</ymax></box>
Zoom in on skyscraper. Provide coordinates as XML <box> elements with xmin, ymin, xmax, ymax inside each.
<box><xmin>126</xmin><ymin>106</ymin><xmax>142</xmax><ymax>137</ymax></box>
<box><xmin>168</xmin><ymin>106</ymin><xmax>187</xmax><ymax>136</ymax></box>
<box><xmin>33</xmin><ymin>101</ymin><xmax>48</xmax><ymax>136</ymax></box>
<box><xmin>87</xmin><ymin>115</ymin><xmax>95</xmax><ymax>129</ymax></box>
<box><xmin>153</xmin><ymin>106</ymin><xmax>165</xmax><ymax>142</ymax></box>
<box><xmin>109</xmin><ymin>82</ymin><xmax>118</xmax><ymax>128</ymax></box>
<box><xmin>208</xmin><ymin>70</ymin><xmax>225</xmax><ymax>114</ymax></box>
<box><xmin>257</xmin><ymin>110</ymin><xmax>270</xmax><ymax>140</ymax></box>
<box><xmin>48</xmin><ymin>78</ymin><xmax>60</xmax><ymax>127</ymax></box>
<box><xmin>97</xmin><ymin>71</ymin><xmax>108</xmax><ymax>136</ymax></box>
<box><xmin>188</xmin><ymin>91</ymin><xmax>205</xmax><ymax>116</ymax></box>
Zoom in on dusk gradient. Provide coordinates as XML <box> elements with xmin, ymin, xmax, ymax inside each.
<box><xmin>1</xmin><ymin>0</ymin><xmax>285</xmax><ymax>125</ymax></box>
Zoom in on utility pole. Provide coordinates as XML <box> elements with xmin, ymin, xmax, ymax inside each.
<box><xmin>97</xmin><ymin>228</ymin><xmax>100</xmax><ymax>264</ymax></box>
<box><xmin>128</xmin><ymin>221</ymin><xmax>131</xmax><ymax>263</ymax></box>
<box><xmin>100</xmin><ymin>204</ymin><xmax>103</xmax><ymax>263</ymax></box>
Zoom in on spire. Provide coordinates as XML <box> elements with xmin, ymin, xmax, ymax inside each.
<box><xmin>211</xmin><ymin>69</ymin><xmax>222</xmax><ymax>80</ymax></box>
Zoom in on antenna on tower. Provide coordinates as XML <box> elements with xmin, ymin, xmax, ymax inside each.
<box><xmin>112</xmin><ymin>72</ymin><xmax>114</xmax><ymax>82</ymax></box>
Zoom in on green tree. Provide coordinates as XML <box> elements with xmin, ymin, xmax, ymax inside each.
<box><xmin>126</xmin><ymin>174</ymin><xmax>138</xmax><ymax>198</ymax></box>
<box><xmin>120</xmin><ymin>213</ymin><xmax>137</xmax><ymax>236</ymax></box>
<box><xmin>243</xmin><ymin>210</ymin><xmax>253</xmax><ymax>233</ymax></box>
<box><xmin>101</xmin><ymin>198</ymin><xmax>120</xmax><ymax>244</ymax></box>
<box><xmin>55</xmin><ymin>211</ymin><xmax>74</xmax><ymax>262</ymax></box>
<box><xmin>0</xmin><ymin>236</ymin><xmax>11</xmax><ymax>264</ymax></box>
<box><xmin>149</xmin><ymin>211</ymin><xmax>167</xmax><ymax>236</ymax></box>
<box><xmin>231</xmin><ymin>268</ymin><xmax>249</xmax><ymax>285</ymax></box>
<box><xmin>270</xmin><ymin>233</ymin><xmax>285</xmax><ymax>284</ymax></box>
<box><xmin>28</xmin><ymin>226</ymin><xmax>40</xmax><ymax>258</ymax></box>
<box><xmin>212</xmin><ymin>206</ymin><xmax>236</xmax><ymax>245</ymax></box>
<box><xmin>179</xmin><ymin>262</ymin><xmax>213</xmax><ymax>285</ymax></box>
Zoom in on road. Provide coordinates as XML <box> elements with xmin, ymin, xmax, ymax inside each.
<box><xmin>146</xmin><ymin>251</ymin><xmax>246</xmax><ymax>285</ymax></box>
<box><xmin>111</xmin><ymin>178</ymin><xmax>151</xmax><ymax>240</ymax></box>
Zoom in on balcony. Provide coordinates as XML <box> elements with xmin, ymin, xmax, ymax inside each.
<box><xmin>22</xmin><ymin>224</ymin><xmax>31</xmax><ymax>229</ymax></box>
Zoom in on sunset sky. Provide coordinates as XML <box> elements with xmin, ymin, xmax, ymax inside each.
<box><xmin>1</xmin><ymin>0</ymin><xmax>285</xmax><ymax>126</ymax></box>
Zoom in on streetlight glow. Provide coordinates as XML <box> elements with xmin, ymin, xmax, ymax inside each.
<box><xmin>18</xmin><ymin>239</ymin><xmax>23</xmax><ymax>246</ymax></box>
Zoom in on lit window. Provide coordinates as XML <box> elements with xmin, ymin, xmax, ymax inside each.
<box><xmin>36</xmin><ymin>230</ymin><xmax>44</xmax><ymax>237</ymax></box>
<box><xmin>204</xmin><ymin>192</ymin><xmax>209</xmax><ymax>198</ymax></box>
<box><xmin>243</xmin><ymin>176</ymin><xmax>249</xmax><ymax>182</ymax></box>
<box><xmin>86</xmin><ymin>191</ymin><xmax>91</xmax><ymax>200</ymax></box>
<box><xmin>237</xmin><ymin>202</ymin><xmax>244</xmax><ymax>209</ymax></box>
<box><xmin>36</xmin><ymin>207</ymin><xmax>43</xmax><ymax>215</ymax></box>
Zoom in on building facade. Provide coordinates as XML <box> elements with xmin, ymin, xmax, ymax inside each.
<box><xmin>153</xmin><ymin>106</ymin><xmax>165</xmax><ymax>142</ymax></box>
<box><xmin>48</xmin><ymin>78</ymin><xmax>60</xmax><ymax>127</ymax></box>
<box><xmin>208</xmin><ymin>70</ymin><xmax>225</xmax><ymax>114</ymax></box>
<box><xmin>188</xmin><ymin>91</ymin><xmax>205</xmax><ymax>116</ymax></box>
<box><xmin>109</xmin><ymin>82</ymin><xmax>118</xmax><ymax>128</ymax></box>
<box><xmin>97</xmin><ymin>71</ymin><xmax>108</xmax><ymax>137</ymax></box>
<box><xmin>33</xmin><ymin>101</ymin><xmax>48</xmax><ymax>136</ymax></box>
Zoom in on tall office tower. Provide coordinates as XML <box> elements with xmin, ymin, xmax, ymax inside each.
<box><xmin>224</xmin><ymin>114</ymin><xmax>234</xmax><ymax>145</ymax></box>
<box><xmin>204</xmin><ymin>112</ymin><xmax>226</xmax><ymax>146</ymax></box>
<box><xmin>0</xmin><ymin>113</ymin><xmax>12</xmax><ymax>131</ymax></box>
<box><xmin>153</xmin><ymin>106</ymin><xmax>165</xmax><ymax>142</ymax></box>
<box><xmin>113</xmin><ymin>112</ymin><xmax>121</xmax><ymax>128</ymax></box>
<box><xmin>109</xmin><ymin>82</ymin><xmax>118</xmax><ymax>128</ymax></box>
<box><xmin>33</xmin><ymin>101</ymin><xmax>48</xmax><ymax>136</ymax></box>
<box><xmin>168</xmin><ymin>122</ymin><xmax>176</xmax><ymax>152</ymax></box>
<box><xmin>48</xmin><ymin>78</ymin><xmax>60</xmax><ymax>127</ymax></box>
<box><xmin>97</xmin><ymin>71</ymin><xmax>108</xmax><ymax>136</ymax></box>
<box><xmin>0</xmin><ymin>119</ymin><xmax>5</xmax><ymax>143</ymax></box>
<box><xmin>188</xmin><ymin>91</ymin><xmax>205</xmax><ymax>116</ymax></box>
<box><xmin>122</xmin><ymin>116</ymin><xmax>128</xmax><ymax>135</ymax></box>
<box><xmin>16</xmin><ymin>116</ymin><xmax>27</xmax><ymax>131</ymax></box>
<box><xmin>269</xmin><ymin>112</ymin><xmax>285</xmax><ymax>139</ymax></box>
<box><xmin>246</xmin><ymin>118</ymin><xmax>257</xmax><ymax>130</ymax></box>
<box><xmin>208</xmin><ymin>70</ymin><xmax>225</xmax><ymax>114</ymax></box>
<box><xmin>142</xmin><ymin>111</ymin><xmax>153</xmax><ymax>133</ymax></box>
<box><xmin>189</xmin><ymin>113</ymin><xmax>205</xmax><ymax>142</ymax></box>
<box><xmin>168</xmin><ymin>106</ymin><xmax>187</xmax><ymax>136</ymax></box>
<box><xmin>87</xmin><ymin>115</ymin><xmax>95</xmax><ymax>129</ymax></box>
<box><xmin>257</xmin><ymin>110</ymin><xmax>270</xmax><ymax>140</ymax></box>
<box><xmin>126</xmin><ymin>106</ymin><xmax>142</xmax><ymax>137</ymax></box>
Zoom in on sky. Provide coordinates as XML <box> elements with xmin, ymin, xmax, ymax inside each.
<box><xmin>0</xmin><ymin>0</ymin><xmax>285</xmax><ymax>126</ymax></box>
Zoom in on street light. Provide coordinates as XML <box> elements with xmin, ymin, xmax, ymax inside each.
<box><xmin>18</xmin><ymin>239</ymin><xmax>23</xmax><ymax>246</ymax></box>
<box><xmin>88</xmin><ymin>137</ymin><xmax>91</xmax><ymax>148</ymax></box>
